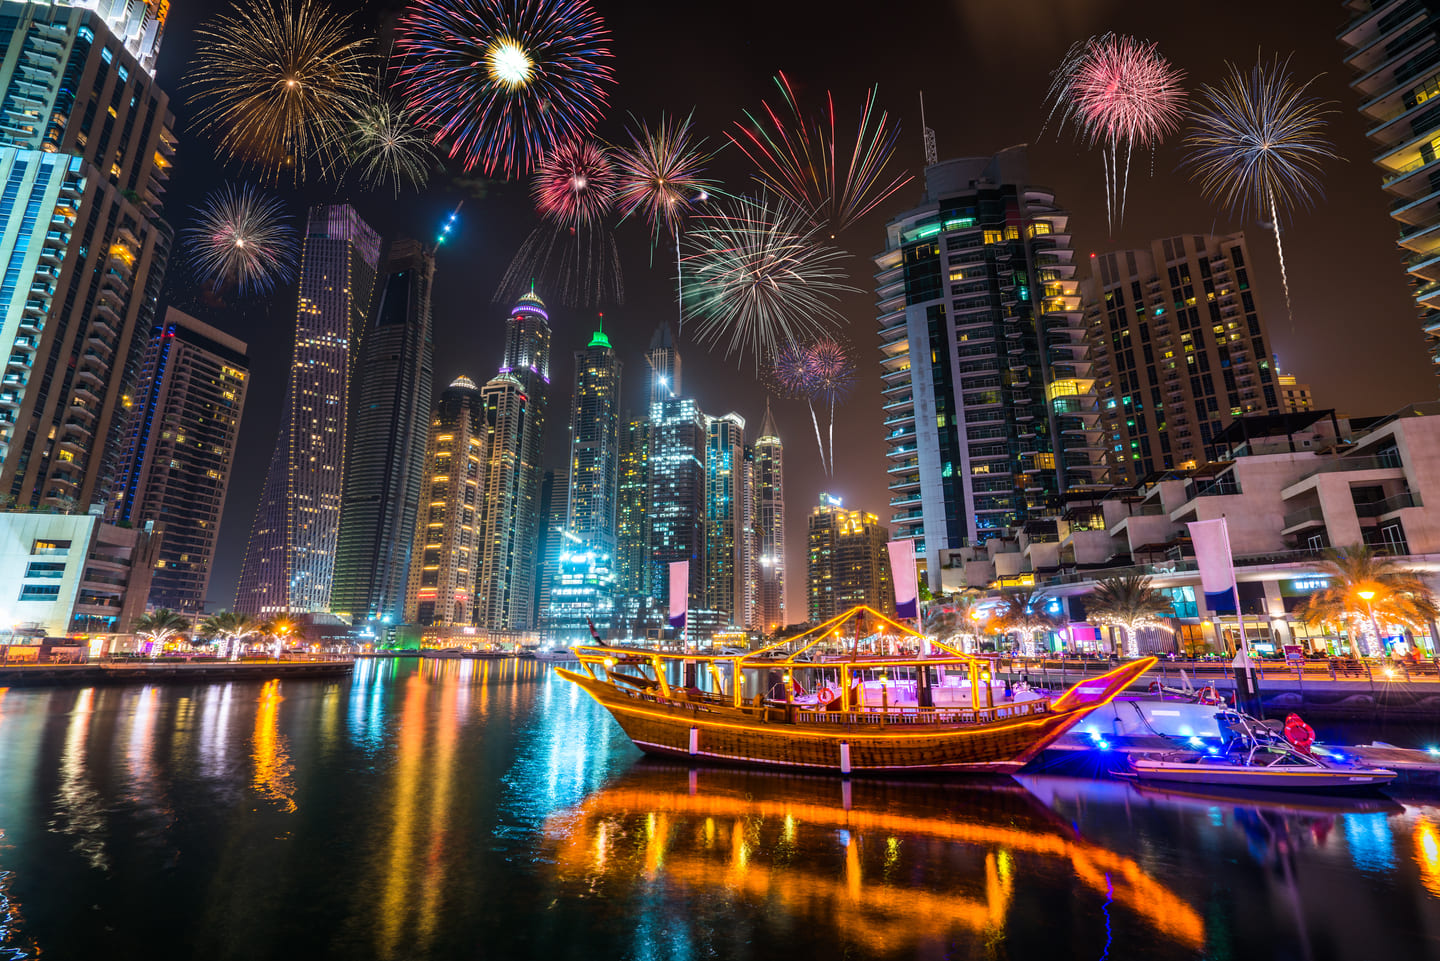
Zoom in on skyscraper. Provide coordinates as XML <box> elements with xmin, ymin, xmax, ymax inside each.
<box><xmin>649</xmin><ymin>396</ymin><xmax>706</xmax><ymax>621</ymax></box>
<box><xmin>475</xmin><ymin>290</ymin><xmax>550</xmax><ymax>632</ymax></box>
<box><xmin>332</xmin><ymin>239</ymin><xmax>435</xmax><ymax>625</ymax></box>
<box><xmin>807</xmin><ymin>495</ymin><xmax>893</xmax><ymax>622</ymax></box>
<box><xmin>1278</xmin><ymin>370</ymin><xmax>1314</xmax><ymax>414</ymax></box>
<box><xmin>110</xmin><ymin>308</ymin><xmax>248</xmax><ymax>615</ymax></box>
<box><xmin>615</xmin><ymin>417</ymin><xmax>651</xmax><ymax>596</ymax></box>
<box><xmin>1081</xmin><ymin>232</ymin><xmax>1283</xmax><ymax>481</ymax></box>
<box><xmin>536</xmin><ymin>466</ymin><xmax>568</xmax><ymax>621</ymax></box>
<box><xmin>235</xmin><ymin>205</ymin><xmax>381</xmax><ymax>615</ymax></box>
<box><xmin>647</xmin><ymin>322</ymin><xmax>681</xmax><ymax>404</ymax></box>
<box><xmin>0</xmin><ymin>2</ymin><xmax>177</xmax><ymax>513</ymax></box>
<box><xmin>704</xmin><ymin>411</ymin><xmax>746</xmax><ymax>628</ymax></box>
<box><xmin>753</xmin><ymin>403</ymin><xmax>786</xmax><ymax>633</ymax></box>
<box><xmin>567</xmin><ymin>319</ymin><xmax>621</xmax><ymax>554</ymax></box>
<box><xmin>874</xmin><ymin>146</ymin><xmax>1102</xmax><ymax>589</ymax></box>
<box><xmin>1339</xmin><ymin>3</ymin><xmax>1440</xmax><ymax>368</ymax></box>
<box><xmin>405</xmin><ymin>375</ymin><xmax>484</xmax><ymax>627</ymax></box>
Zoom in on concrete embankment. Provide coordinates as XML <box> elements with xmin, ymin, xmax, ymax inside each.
<box><xmin>0</xmin><ymin>659</ymin><xmax>355</xmax><ymax>688</ymax></box>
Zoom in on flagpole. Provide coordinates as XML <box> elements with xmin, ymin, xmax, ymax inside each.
<box><xmin>1221</xmin><ymin>519</ymin><xmax>1251</xmax><ymax>664</ymax></box>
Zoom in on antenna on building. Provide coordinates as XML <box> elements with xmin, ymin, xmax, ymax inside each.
<box><xmin>920</xmin><ymin>91</ymin><xmax>938</xmax><ymax>167</ymax></box>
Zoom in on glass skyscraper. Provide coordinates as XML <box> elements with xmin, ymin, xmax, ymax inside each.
<box><xmin>235</xmin><ymin>205</ymin><xmax>381</xmax><ymax>615</ymax></box>
<box><xmin>110</xmin><ymin>308</ymin><xmax>249</xmax><ymax>615</ymax></box>
<box><xmin>332</xmin><ymin>239</ymin><xmax>435</xmax><ymax>625</ymax></box>
<box><xmin>753</xmin><ymin>403</ymin><xmax>786</xmax><ymax>633</ymax></box>
<box><xmin>566</xmin><ymin>321</ymin><xmax>621</xmax><ymax>554</ymax></box>
<box><xmin>703</xmin><ymin>411</ymin><xmax>746</xmax><ymax>629</ymax></box>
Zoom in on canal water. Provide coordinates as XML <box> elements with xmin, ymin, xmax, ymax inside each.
<box><xmin>0</xmin><ymin>658</ymin><xmax>1436</xmax><ymax>960</ymax></box>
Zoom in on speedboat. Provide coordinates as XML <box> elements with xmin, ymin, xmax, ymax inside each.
<box><xmin>1121</xmin><ymin>710</ymin><xmax>1397</xmax><ymax>791</ymax></box>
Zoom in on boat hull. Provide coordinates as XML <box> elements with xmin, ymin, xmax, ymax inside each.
<box><xmin>559</xmin><ymin>660</ymin><xmax>1154</xmax><ymax>775</ymax></box>
<box><xmin>1127</xmin><ymin>759</ymin><xmax>1397</xmax><ymax>790</ymax></box>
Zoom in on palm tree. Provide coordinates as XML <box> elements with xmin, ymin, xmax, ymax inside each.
<box><xmin>258</xmin><ymin>617</ymin><xmax>304</xmax><ymax>658</ymax></box>
<box><xmin>923</xmin><ymin>592</ymin><xmax>986</xmax><ymax>653</ymax></box>
<box><xmin>993</xmin><ymin>587</ymin><xmax>1066</xmax><ymax>657</ymax></box>
<box><xmin>132</xmin><ymin>609</ymin><xmax>190</xmax><ymax>657</ymax></box>
<box><xmin>1296</xmin><ymin>544</ymin><xmax>1440</xmax><ymax>657</ymax></box>
<box><xmin>200</xmin><ymin>610</ymin><xmax>258</xmax><ymax>661</ymax></box>
<box><xmin>1085</xmin><ymin>575</ymin><xmax>1175</xmax><ymax>657</ymax></box>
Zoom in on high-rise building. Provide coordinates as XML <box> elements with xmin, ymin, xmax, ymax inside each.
<box><xmin>753</xmin><ymin>402</ymin><xmax>786</xmax><ymax>633</ymax></box>
<box><xmin>649</xmin><ymin>396</ymin><xmax>706</xmax><ymax>620</ymax></box>
<box><xmin>475</xmin><ymin>290</ymin><xmax>550</xmax><ymax>632</ymax></box>
<box><xmin>0</xmin><ymin>2</ymin><xmax>178</xmax><ymax>513</ymax></box>
<box><xmin>567</xmin><ymin>319</ymin><xmax>621</xmax><ymax>554</ymax></box>
<box><xmin>615</xmin><ymin>417</ymin><xmax>650</xmax><ymax>596</ymax></box>
<box><xmin>874</xmin><ymin>146</ymin><xmax>1103</xmax><ymax>589</ymax></box>
<box><xmin>109</xmin><ymin>308</ymin><xmax>248</xmax><ymax>615</ymax></box>
<box><xmin>1081</xmin><ymin>232</ymin><xmax>1283</xmax><ymax>481</ymax></box>
<box><xmin>1339</xmin><ymin>3</ymin><xmax>1440</xmax><ymax>368</ymax></box>
<box><xmin>536</xmin><ymin>466</ymin><xmax>568</xmax><ymax>621</ymax></box>
<box><xmin>806</xmin><ymin>494</ymin><xmax>893</xmax><ymax>622</ymax></box>
<box><xmin>1278</xmin><ymin>370</ymin><xmax>1314</xmax><ymax>414</ymax></box>
<box><xmin>332</xmin><ymin>239</ymin><xmax>435</xmax><ymax>625</ymax></box>
<box><xmin>703</xmin><ymin>411</ymin><xmax>746</xmax><ymax>628</ymax></box>
<box><xmin>405</xmin><ymin>375</ymin><xmax>484</xmax><ymax>627</ymax></box>
<box><xmin>235</xmin><ymin>205</ymin><xmax>381</xmax><ymax>615</ymax></box>
<box><xmin>646</xmin><ymin>322</ymin><xmax>681</xmax><ymax>405</ymax></box>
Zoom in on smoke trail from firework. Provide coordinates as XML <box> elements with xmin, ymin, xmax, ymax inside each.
<box><xmin>807</xmin><ymin>339</ymin><xmax>855</xmax><ymax>475</ymax></box>
<box><xmin>349</xmin><ymin>86</ymin><xmax>438</xmax><ymax>195</ymax></box>
<box><xmin>187</xmin><ymin>0</ymin><xmax>372</xmax><ymax>184</ymax></box>
<box><xmin>1184</xmin><ymin>55</ymin><xmax>1337</xmax><ymax>323</ymax></box>
<box><xmin>770</xmin><ymin>343</ymin><xmax>828</xmax><ymax>475</ymax></box>
<box><xmin>1044</xmin><ymin>33</ymin><xmax>1186</xmax><ymax>231</ymax></box>
<box><xmin>730</xmin><ymin>72</ymin><xmax>912</xmax><ymax>235</ymax></box>
<box><xmin>394</xmin><ymin>0</ymin><xmax>615</xmax><ymax>178</ymax></box>
<box><xmin>182</xmin><ymin>184</ymin><xmax>298</xmax><ymax>294</ymax></box>
<box><xmin>682</xmin><ymin>195</ymin><xmax>854</xmax><ymax>372</ymax></box>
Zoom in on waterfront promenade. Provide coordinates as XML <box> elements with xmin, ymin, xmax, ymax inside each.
<box><xmin>0</xmin><ymin>654</ymin><xmax>355</xmax><ymax>687</ymax></box>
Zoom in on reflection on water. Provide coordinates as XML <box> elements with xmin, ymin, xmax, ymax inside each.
<box><xmin>0</xmin><ymin>659</ymin><xmax>1434</xmax><ymax>960</ymax></box>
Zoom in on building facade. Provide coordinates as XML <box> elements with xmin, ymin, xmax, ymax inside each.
<box><xmin>332</xmin><ymin>239</ymin><xmax>435</xmax><ymax>625</ymax></box>
<box><xmin>615</xmin><ymin>417</ymin><xmax>650</xmax><ymax>597</ymax></box>
<box><xmin>874</xmin><ymin>147</ymin><xmax>1103</xmax><ymax>591</ymax></box>
<box><xmin>404</xmin><ymin>375</ymin><xmax>484</xmax><ymax>627</ymax></box>
<box><xmin>1278</xmin><ymin>370</ymin><xmax>1314</xmax><ymax>413</ymax></box>
<box><xmin>1339</xmin><ymin>1</ymin><xmax>1440</xmax><ymax>368</ymax></box>
<box><xmin>1081</xmin><ymin>232</ymin><xmax>1283</xmax><ymax>482</ymax></box>
<box><xmin>567</xmin><ymin>322</ymin><xmax>621</xmax><ymax>554</ymax></box>
<box><xmin>806</xmin><ymin>495</ymin><xmax>893</xmax><ymax>622</ymax></box>
<box><xmin>649</xmin><ymin>396</ymin><xmax>706</xmax><ymax>620</ymax></box>
<box><xmin>0</xmin><ymin>3</ymin><xmax>178</xmax><ymax>513</ymax></box>
<box><xmin>109</xmin><ymin>308</ymin><xmax>248</xmax><ymax>614</ymax></box>
<box><xmin>753</xmin><ymin>403</ymin><xmax>786</xmax><ymax>633</ymax></box>
<box><xmin>536</xmin><ymin>465</ymin><xmax>568</xmax><ymax>622</ymax></box>
<box><xmin>703</xmin><ymin>411</ymin><xmax>746</xmax><ymax>628</ymax></box>
<box><xmin>235</xmin><ymin>205</ymin><xmax>381</xmax><ymax>615</ymax></box>
<box><xmin>474</xmin><ymin>291</ymin><xmax>550</xmax><ymax>632</ymax></box>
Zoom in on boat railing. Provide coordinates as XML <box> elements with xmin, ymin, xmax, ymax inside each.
<box><xmin>796</xmin><ymin>699</ymin><xmax>1050</xmax><ymax>726</ymax></box>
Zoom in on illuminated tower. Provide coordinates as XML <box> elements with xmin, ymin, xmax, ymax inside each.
<box><xmin>647</xmin><ymin>322</ymin><xmax>681</xmax><ymax>404</ymax></box>
<box><xmin>475</xmin><ymin>290</ymin><xmax>550</xmax><ymax>632</ymax></box>
<box><xmin>615</xmin><ymin>417</ymin><xmax>651</xmax><ymax>595</ymax></box>
<box><xmin>754</xmin><ymin>402</ymin><xmax>786</xmax><ymax>633</ymax></box>
<box><xmin>704</xmin><ymin>411</ymin><xmax>746</xmax><ymax>628</ymax></box>
<box><xmin>0</xmin><ymin>3</ymin><xmax>178</xmax><ymax>512</ymax></box>
<box><xmin>333</xmin><ymin>239</ymin><xmax>436</xmax><ymax>625</ymax></box>
<box><xmin>235</xmin><ymin>205</ymin><xmax>381</xmax><ymax>614</ymax></box>
<box><xmin>806</xmin><ymin>495</ymin><xmax>893</xmax><ymax>621</ymax></box>
<box><xmin>110</xmin><ymin>308</ymin><xmax>249</xmax><ymax>615</ymax></box>
<box><xmin>405</xmin><ymin>375</ymin><xmax>484</xmax><ymax>627</ymax></box>
<box><xmin>567</xmin><ymin>317</ymin><xmax>622</xmax><ymax>554</ymax></box>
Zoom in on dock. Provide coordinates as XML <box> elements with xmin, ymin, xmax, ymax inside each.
<box><xmin>0</xmin><ymin>657</ymin><xmax>355</xmax><ymax>688</ymax></box>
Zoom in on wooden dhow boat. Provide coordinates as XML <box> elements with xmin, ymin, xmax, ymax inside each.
<box><xmin>559</xmin><ymin>606</ymin><xmax>1157</xmax><ymax>775</ymax></box>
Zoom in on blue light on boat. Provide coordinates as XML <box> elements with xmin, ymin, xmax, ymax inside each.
<box><xmin>1188</xmin><ymin>736</ymin><xmax>1203</xmax><ymax>747</ymax></box>
<box><xmin>1096</xmin><ymin>739</ymin><xmax>1111</xmax><ymax>751</ymax></box>
<box><xmin>1206</xmin><ymin>746</ymin><xmax>1219</xmax><ymax>755</ymax></box>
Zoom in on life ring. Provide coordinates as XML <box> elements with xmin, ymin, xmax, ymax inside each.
<box><xmin>1198</xmin><ymin>686</ymin><xmax>1220</xmax><ymax>705</ymax></box>
<box><xmin>817</xmin><ymin>687</ymin><xmax>837</xmax><ymax>704</ymax></box>
<box><xmin>1147</xmin><ymin>680</ymin><xmax>1162</xmax><ymax>694</ymax></box>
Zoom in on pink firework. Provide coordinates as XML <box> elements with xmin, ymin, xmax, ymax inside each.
<box><xmin>532</xmin><ymin>138</ymin><xmax>616</xmax><ymax>227</ymax></box>
<box><xmin>1045</xmin><ymin>33</ymin><xmax>1186</xmax><ymax>230</ymax></box>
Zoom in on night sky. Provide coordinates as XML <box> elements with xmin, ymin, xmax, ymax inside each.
<box><xmin>153</xmin><ymin>0</ymin><xmax>1436</xmax><ymax>616</ymax></box>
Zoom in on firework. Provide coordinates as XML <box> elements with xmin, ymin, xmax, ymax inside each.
<box><xmin>187</xmin><ymin>0</ymin><xmax>372</xmax><ymax>184</ymax></box>
<box><xmin>807</xmin><ymin>339</ymin><xmax>855</xmax><ymax>475</ymax></box>
<box><xmin>495</xmin><ymin>220</ymin><xmax>623</xmax><ymax>308</ymax></box>
<box><xmin>394</xmin><ymin>0</ymin><xmax>615</xmax><ymax>178</ymax></box>
<box><xmin>683</xmin><ymin>195</ymin><xmax>854</xmax><ymax>371</ymax></box>
<box><xmin>1044</xmin><ymin>33</ymin><xmax>1186</xmax><ymax>230</ymax></box>
<box><xmin>730</xmin><ymin>72</ymin><xmax>912</xmax><ymax>235</ymax></box>
<box><xmin>613</xmin><ymin>113</ymin><xmax>720</xmax><ymax>241</ymax></box>
<box><xmin>1184</xmin><ymin>55</ymin><xmax>1336</xmax><ymax>321</ymax></box>
<box><xmin>349</xmin><ymin>88</ymin><xmax>438</xmax><ymax>195</ymax></box>
<box><xmin>181</xmin><ymin>184</ymin><xmax>298</xmax><ymax>294</ymax></box>
<box><xmin>768</xmin><ymin>343</ymin><xmax>829</xmax><ymax>473</ymax></box>
<box><xmin>533</xmin><ymin>138</ymin><xmax>617</xmax><ymax>227</ymax></box>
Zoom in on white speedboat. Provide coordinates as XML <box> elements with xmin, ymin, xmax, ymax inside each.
<box><xmin>1122</xmin><ymin>711</ymin><xmax>1397</xmax><ymax>791</ymax></box>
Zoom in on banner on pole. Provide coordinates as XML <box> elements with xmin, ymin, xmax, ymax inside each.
<box><xmin>668</xmin><ymin>561</ymin><xmax>688</xmax><ymax>633</ymax></box>
<box><xmin>887</xmin><ymin>539</ymin><xmax>919</xmax><ymax>620</ymax></box>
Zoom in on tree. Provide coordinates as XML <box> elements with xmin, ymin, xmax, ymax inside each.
<box><xmin>923</xmin><ymin>592</ymin><xmax>986</xmax><ymax>653</ymax></box>
<box><xmin>132</xmin><ymin>609</ymin><xmax>190</xmax><ymax>657</ymax></box>
<box><xmin>993</xmin><ymin>587</ymin><xmax>1066</xmax><ymax>657</ymax></box>
<box><xmin>1086</xmin><ymin>575</ymin><xmax>1175</xmax><ymax>657</ymax></box>
<box><xmin>258</xmin><ymin>617</ymin><xmax>304</xmax><ymax>658</ymax></box>
<box><xmin>1296</xmin><ymin>544</ymin><xmax>1440</xmax><ymax>657</ymax></box>
<box><xmin>200</xmin><ymin>610</ymin><xmax>258</xmax><ymax>661</ymax></box>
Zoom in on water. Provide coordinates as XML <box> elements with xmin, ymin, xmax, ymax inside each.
<box><xmin>0</xmin><ymin>658</ymin><xmax>1436</xmax><ymax>960</ymax></box>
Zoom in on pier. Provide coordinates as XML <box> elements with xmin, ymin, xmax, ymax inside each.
<box><xmin>0</xmin><ymin>655</ymin><xmax>355</xmax><ymax>688</ymax></box>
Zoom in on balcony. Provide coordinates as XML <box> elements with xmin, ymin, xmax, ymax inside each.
<box><xmin>1280</xmin><ymin>505</ymin><xmax>1327</xmax><ymax>533</ymax></box>
<box><xmin>1356</xmin><ymin>491</ymin><xmax>1422</xmax><ymax>516</ymax></box>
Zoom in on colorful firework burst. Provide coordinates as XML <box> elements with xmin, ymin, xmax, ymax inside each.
<box><xmin>808</xmin><ymin>340</ymin><xmax>855</xmax><ymax>475</ymax></box>
<box><xmin>613</xmin><ymin>112</ymin><xmax>720</xmax><ymax>242</ymax></box>
<box><xmin>181</xmin><ymin>184</ymin><xmax>298</xmax><ymax>294</ymax></box>
<box><xmin>768</xmin><ymin>343</ymin><xmax>829</xmax><ymax>473</ymax></box>
<box><xmin>1044</xmin><ymin>33</ymin><xmax>1186</xmax><ymax>231</ymax></box>
<box><xmin>187</xmin><ymin>0</ymin><xmax>372</xmax><ymax>184</ymax></box>
<box><xmin>349</xmin><ymin>87</ymin><xmax>438</xmax><ymax>195</ymax></box>
<box><xmin>394</xmin><ymin>0</ymin><xmax>615</xmax><ymax>178</ymax></box>
<box><xmin>683</xmin><ymin>195</ymin><xmax>854</xmax><ymax>372</ymax></box>
<box><xmin>730</xmin><ymin>72</ymin><xmax>912</xmax><ymax>236</ymax></box>
<box><xmin>1184</xmin><ymin>55</ymin><xmax>1336</xmax><ymax>320</ymax></box>
<box><xmin>533</xmin><ymin>138</ymin><xmax>617</xmax><ymax>226</ymax></box>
